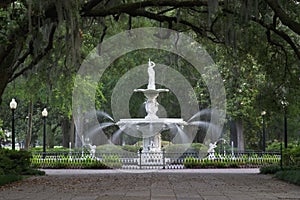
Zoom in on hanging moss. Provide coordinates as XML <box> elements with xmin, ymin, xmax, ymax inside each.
<box><xmin>55</xmin><ymin>0</ymin><xmax>81</xmax><ymax>65</ymax></box>
<box><xmin>27</xmin><ymin>0</ymin><xmax>81</xmax><ymax>65</ymax></box>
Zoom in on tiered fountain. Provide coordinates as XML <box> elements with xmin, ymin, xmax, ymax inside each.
<box><xmin>116</xmin><ymin>59</ymin><xmax>188</xmax><ymax>165</ymax></box>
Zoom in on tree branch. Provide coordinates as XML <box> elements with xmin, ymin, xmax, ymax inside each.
<box><xmin>255</xmin><ymin>18</ymin><xmax>300</xmax><ymax>60</ymax></box>
<box><xmin>266</xmin><ymin>0</ymin><xmax>300</xmax><ymax>35</ymax></box>
<box><xmin>12</xmin><ymin>40</ymin><xmax>33</xmax><ymax>73</ymax></box>
<box><xmin>82</xmin><ymin>0</ymin><xmax>210</xmax><ymax>17</ymax></box>
<box><xmin>9</xmin><ymin>23</ymin><xmax>57</xmax><ymax>82</ymax></box>
<box><xmin>82</xmin><ymin>0</ymin><xmax>106</xmax><ymax>12</ymax></box>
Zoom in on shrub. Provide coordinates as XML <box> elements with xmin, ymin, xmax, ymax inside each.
<box><xmin>121</xmin><ymin>145</ymin><xmax>140</xmax><ymax>153</ymax></box>
<box><xmin>164</xmin><ymin>144</ymin><xmax>190</xmax><ymax>154</ymax></box>
<box><xmin>0</xmin><ymin>149</ymin><xmax>45</xmax><ymax>186</ymax></box>
<box><xmin>282</xmin><ymin>145</ymin><xmax>300</xmax><ymax>167</ymax></box>
<box><xmin>31</xmin><ymin>154</ymin><xmax>111</xmax><ymax>169</ymax></box>
<box><xmin>184</xmin><ymin>154</ymin><xmax>280</xmax><ymax>169</ymax></box>
<box><xmin>275</xmin><ymin>170</ymin><xmax>300</xmax><ymax>186</ymax></box>
<box><xmin>0</xmin><ymin>175</ymin><xmax>22</xmax><ymax>186</ymax></box>
<box><xmin>0</xmin><ymin>149</ymin><xmax>32</xmax><ymax>175</ymax></box>
<box><xmin>102</xmin><ymin>154</ymin><xmax>122</xmax><ymax>168</ymax></box>
<box><xmin>260</xmin><ymin>165</ymin><xmax>282</xmax><ymax>174</ymax></box>
<box><xmin>96</xmin><ymin>144</ymin><xmax>124</xmax><ymax>154</ymax></box>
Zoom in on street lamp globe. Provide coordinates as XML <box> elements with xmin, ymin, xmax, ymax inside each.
<box><xmin>261</xmin><ymin>111</ymin><xmax>266</xmax><ymax>116</ymax></box>
<box><xmin>281</xmin><ymin>100</ymin><xmax>289</xmax><ymax>107</ymax></box>
<box><xmin>42</xmin><ymin>108</ymin><xmax>48</xmax><ymax>117</ymax></box>
<box><xmin>10</xmin><ymin>98</ymin><xmax>17</xmax><ymax>110</ymax></box>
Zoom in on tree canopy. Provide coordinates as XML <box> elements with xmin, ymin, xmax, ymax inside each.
<box><xmin>0</xmin><ymin>0</ymin><xmax>299</xmax><ymax>149</ymax></box>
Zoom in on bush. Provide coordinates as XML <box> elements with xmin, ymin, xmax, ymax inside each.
<box><xmin>164</xmin><ymin>143</ymin><xmax>206</xmax><ymax>154</ymax></box>
<box><xmin>31</xmin><ymin>146</ymin><xmax>71</xmax><ymax>153</ymax></box>
<box><xmin>102</xmin><ymin>154</ymin><xmax>122</xmax><ymax>168</ymax></box>
<box><xmin>0</xmin><ymin>149</ymin><xmax>45</xmax><ymax>186</ymax></box>
<box><xmin>121</xmin><ymin>145</ymin><xmax>140</xmax><ymax>153</ymax></box>
<box><xmin>275</xmin><ymin>170</ymin><xmax>300</xmax><ymax>186</ymax></box>
<box><xmin>0</xmin><ymin>149</ymin><xmax>32</xmax><ymax>175</ymax></box>
<box><xmin>260</xmin><ymin>165</ymin><xmax>282</xmax><ymax>174</ymax></box>
<box><xmin>0</xmin><ymin>175</ymin><xmax>22</xmax><ymax>186</ymax></box>
<box><xmin>282</xmin><ymin>145</ymin><xmax>300</xmax><ymax>167</ymax></box>
<box><xmin>31</xmin><ymin>154</ymin><xmax>111</xmax><ymax>169</ymax></box>
<box><xmin>184</xmin><ymin>155</ymin><xmax>280</xmax><ymax>169</ymax></box>
<box><xmin>96</xmin><ymin>144</ymin><xmax>124</xmax><ymax>154</ymax></box>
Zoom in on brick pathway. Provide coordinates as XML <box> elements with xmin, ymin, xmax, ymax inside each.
<box><xmin>1</xmin><ymin>169</ymin><xmax>299</xmax><ymax>200</ymax></box>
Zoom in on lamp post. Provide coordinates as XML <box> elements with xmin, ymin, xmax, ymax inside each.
<box><xmin>261</xmin><ymin>111</ymin><xmax>266</xmax><ymax>152</ymax></box>
<box><xmin>281</xmin><ymin>100</ymin><xmax>288</xmax><ymax>149</ymax></box>
<box><xmin>9</xmin><ymin>98</ymin><xmax>17</xmax><ymax>150</ymax></box>
<box><xmin>42</xmin><ymin>108</ymin><xmax>48</xmax><ymax>157</ymax></box>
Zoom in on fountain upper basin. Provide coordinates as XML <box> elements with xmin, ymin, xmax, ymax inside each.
<box><xmin>134</xmin><ymin>88</ymin><xmax>169</xmax><ymax>93</ymax></box>
<box><xmin>116</xmin><ymin>118</ymin><xmax>188</xmax><ymax>126</ymax></box>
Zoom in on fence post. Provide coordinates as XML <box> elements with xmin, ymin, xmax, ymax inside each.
<box><xmin>280</xmin><ymin>142</ymin><xmax>283</xmax><ymax>169</ymax></box>
<box><xmin>139</xmin><ymin>148</ymin><xmax>142</xmax><ymax>169</ymax></box>
<box><xmin>162</xmin><ymin>149</ymin><xmax>165</xmax><ymax>169</ymax></box>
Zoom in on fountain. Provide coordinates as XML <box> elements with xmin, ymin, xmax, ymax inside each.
<box><xmin>76</xmin><ymin>59</ymin><xmax>224</xmax><ymax>168</ymax></box>
<box><xmin>116</xmin><ymin>59</ymin><xmax>188</xmax><ymax>165</ymax></box>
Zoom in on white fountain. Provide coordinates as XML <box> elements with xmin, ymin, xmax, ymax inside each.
<box><xmin>116</xmin><ymin>59</ymin><xmax>188</xmax><ymax>165</ymax></box>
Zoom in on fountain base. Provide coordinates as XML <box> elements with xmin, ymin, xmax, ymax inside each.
<box><xmin>117</xmin><ymin>118</ymin><xmax>188</xmax><ymax>153</ymax></box>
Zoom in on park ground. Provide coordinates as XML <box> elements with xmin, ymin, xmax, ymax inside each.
<box><xmin>0</xmin><ymin>168</ymin><xmax>300</xmax><ymax>200</ymax></box>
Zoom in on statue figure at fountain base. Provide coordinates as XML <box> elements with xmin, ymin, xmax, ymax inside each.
<box><xmin>207</xmin><ymin>142</ymin><xmax>217</xmax><ymax>160</ymax></box>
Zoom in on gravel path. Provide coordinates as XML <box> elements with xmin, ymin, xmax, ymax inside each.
<box><xmin>0</xmin><ymin>169</ymin><xmax>299</xmax><ymax>200</ymax></box>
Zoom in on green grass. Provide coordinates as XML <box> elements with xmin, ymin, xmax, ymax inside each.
<box><xmin>0</xmin><ymin>174</ymin><xmax>22</xmax><ymax>186</ymax></box>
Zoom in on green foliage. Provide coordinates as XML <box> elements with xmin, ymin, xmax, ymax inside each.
<box><xmin>0</xmin><ymin>174</ymin><xmax>22</xmax><ymax>186</ymax></box>
<box><xmin>282</xmin><ymin>145</ymin><xmax>300</xmax><ymax>167</ymax></box>
<box><xmin>31</xmin><ymin>146</ymin><xmax>71</xmax><ymax>153</ymax></box>
<box><xmin>163</xmin><ymin>143</ymin><xmax>207</xmax><ymax>155</ymax></box>
<box><xmin>102</xmin><ymin>154</ymin><xmax>122</xmax><ymax>168</ymax></box>
<box><xmin>0</xmin><ymin>119</ymin><xmax>4</xmax><ymax>146</ymax></box>
<box><xmin>184</xmin><ymin>154</ymin><xmax>280</xmax><ymax>169</ymax></box>
<box><xmin>0</xmin><ymin>148</ymin><xmax>44</xmax><ymax>187</ymax></box>
<box><xmin>31</xmin><ymin>153</ymin><xmax>110</xmax><ymax>169</ymax></box>
<box><xmin>121</xmin><ymin>145</ymin><xmax>140</xmax><ymax>153</ymax></box>
<box><xmin>96</xmin><ymin>144</ymin><xmax>124</xmax><ymax>154</ymax></box>
<box><xmin>164</xmin><ymin>144</ymin><xmax>190</xmax><ymax>154</ymax></box>
<box><xmin>266</xmin><ymin>141</ymin><xmax>283</xmax><ymax>151</ymax></box>
<box><xmin>275</xmin><ymin>170</ymin><xmax>300</xmax><ymax>186</ymax></box>
<box><xmin>1</xmin><ymin>0</ymin><xmax>300</xmax><ymax>150</ymax></box>
<box><xmin>0</xmin><ymin>149</ymin><xmax>32</xmax><ymax>175</ymax></box>
<box><xmin>260</xmin><ymin>165</ymin><xmax>282</xmax><ymax>174</ymax></box>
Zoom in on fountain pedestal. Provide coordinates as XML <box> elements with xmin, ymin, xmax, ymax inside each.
<box><xmin>134</xmin><ymin>89</ymin><xmax>169</xmax><ymax>121</ymax></box>
<box><xmin>133</xmin><ymin>89</ymin><xmax>167</xmax><ymax>155</ymax></box>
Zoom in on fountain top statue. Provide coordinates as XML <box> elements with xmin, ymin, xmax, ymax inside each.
<box><xmin>147</xmin><ymin>59</ymin><xmax>156</xmax><ymax>90</ymax></box>
<box><xmin>134</xmin><ymin>59</ymin><xmax>168</xmax><ymax>93</ymax></box>
<box><xmin>134</xmin><ymin>59</ymin><xmax>169</xmax><ymax>120</ymax></box>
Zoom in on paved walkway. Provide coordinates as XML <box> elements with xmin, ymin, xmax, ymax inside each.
<box><xmin>1</xmin><ymin>168</ymin><xmax>300</xmax><ymax>200</ymax></box>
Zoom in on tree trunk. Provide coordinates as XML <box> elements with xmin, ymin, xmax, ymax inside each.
<box><xmin>236</xmin><ymin>119</ymin><xmax>245</xmax><ymax>151</ymax></box>
<box><xmin>230</xmin><ymin>120</ymin><xmax>237</xmax><ymax>148</ymax></box>
<box><xmin>62</xmin><ymin>117</ymin><xmax>70</xmax><ymax>148</ymax></box>
<box><xmin>24</xmin><ymin>100</ymin><xmax>33</xmax><ymax>150</ymax></box>
<box><xmin>69</xmin><ymin>116</ymin><xmax>75</xmax><ymax>148</ymax></box>
<box><xmin>230</xmin><ymin>119</ymin><xmax>245</xmax><ymax>152</ymax></box>
<box><xmin>0</xmin><ymin>66</ymin><xmax>11</xmax><ymax>104</ymax></box>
